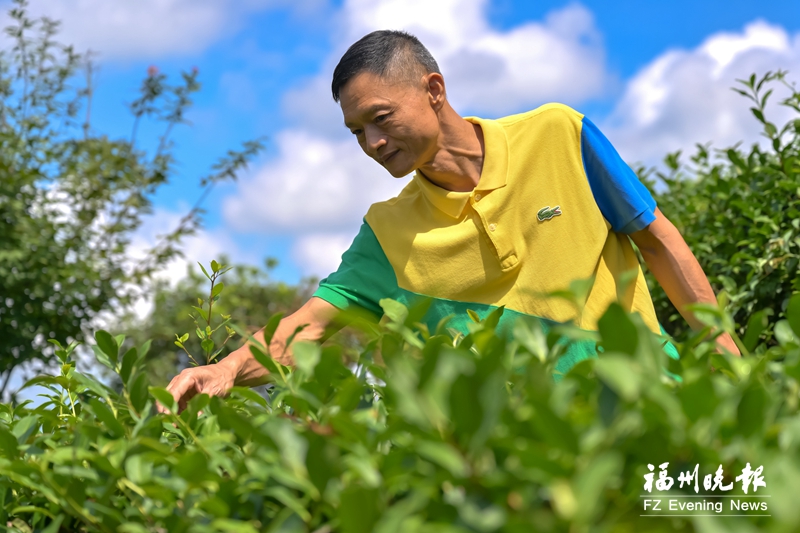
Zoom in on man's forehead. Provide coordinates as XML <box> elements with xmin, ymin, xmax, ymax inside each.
<box><xmin>340</xmin><ymin>74</ymin><xmax>401</xmax><ymax>124</ymax></box>
<box><xmin>341</xmin><ymin>72</ymin><xmax>396</xmax><ymax>101</ymax></box>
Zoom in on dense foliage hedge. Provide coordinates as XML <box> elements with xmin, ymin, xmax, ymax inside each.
<box><xmin>644</xmin><ymin>71</ymin><xmax>800</xmax><ymax>344</ymax></box>
<box><xmin>2</xmin><ymin>273</ymin><xmax>800</xmax><ymax>531</ymax></box>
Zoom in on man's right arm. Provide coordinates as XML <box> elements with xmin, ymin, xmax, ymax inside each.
<box><xmin>164</xmin><ymin>296</ymin><xmax>341</xmax><ymax>412</ymax></box>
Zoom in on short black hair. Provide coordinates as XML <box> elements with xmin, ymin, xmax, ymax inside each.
<box><xmin>331</xmin><ymin>30</ymin><xmax>441</xmax><ymax>102</ymax></box>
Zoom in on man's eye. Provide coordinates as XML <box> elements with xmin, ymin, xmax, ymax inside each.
<box><xmin>374</xmin><ymin>114</ymin><xmax>389</xmax><ymax>123</ymax></box>
<box><xmin>351</xmin><ymin>129</ymin><xmax>363</xmax><ymax>136</ymax></box>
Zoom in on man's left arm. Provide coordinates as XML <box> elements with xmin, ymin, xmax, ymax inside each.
<box><xmin>629</xmin><ymin>208</ymin><xmax>740</xmax><ymax>355</ymax></box>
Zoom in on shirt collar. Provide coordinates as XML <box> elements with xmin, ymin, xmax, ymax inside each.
<box><xmin>414</xmin><ymin>116</ymin><xmax>509</xmax><ymax>219</ymax></box>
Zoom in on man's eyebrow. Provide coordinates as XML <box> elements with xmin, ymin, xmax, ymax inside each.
<box><xmin>343</xmin><ymin>104</ymin><xmax>391</xmax><ymax>129</ymax></box>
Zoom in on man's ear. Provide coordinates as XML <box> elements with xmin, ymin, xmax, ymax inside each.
<box><xmin>425</xmin><ymin>72</ymin><xmax>446</xmax><ymax>110</ymax></box>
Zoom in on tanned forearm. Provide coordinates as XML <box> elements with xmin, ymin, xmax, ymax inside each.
<box><xmin>631</xmin><ymin>209</ymin><xmax>740</xmax><ymax>355</ymax></box>
<box><xmin>217</xmin><ymin>297</ymin><xmax>342</xmax><ymax>387</ymax></box>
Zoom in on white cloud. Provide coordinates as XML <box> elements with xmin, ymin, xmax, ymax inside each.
<box><xmin>10</xmin><ymin>0</ymin><xmax>322</xmax><ymax>60</ymax></box>
<box><xmin>604</xmin><ymin>21</ymin><xmax>800</xmax><ymax>165</ymax></box>
<box><xmin>126</xmin><ymin>206</ymin><xmax>259</xmax><ymax>318</ymax></box>
<box><xmin>341</xmin><ymin>0</ymin><xmax>608</xmax><ymax>115</ymax></box>
<box><xmin>223</xmin><ymin>131</ymin><xmax>406</xmax><ymax>236</ymax></box>
<box><xmin>291</xmin><ymin>232</ymin><xmax>357</xmax><ymax>278</ymax></box>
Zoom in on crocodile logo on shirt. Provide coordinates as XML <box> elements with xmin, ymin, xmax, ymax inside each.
<box><xmin>537</xmin><ymin>205</ymin><xmax>562</xmax><ymax>222</ymax></box>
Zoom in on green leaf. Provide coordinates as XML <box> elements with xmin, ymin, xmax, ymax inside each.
<box><xmin>743</xmin><ymin>308</ymin><xmax>774</xmax><ymax>351</ymax></box>
<box><xmin>0</xmin><ymin>426</ymin><xmax>19</xmax><ymax>458</ymax></box>
<box><xmin>737</xmin><ymin>383</ymin><xmax>768</xmax><ymax>436</ymax></box>
<box><xmin>149</xmin><ymin>387</ymin><xmax>177</xmax><ymax>413</ymax></box>
<box><xmin>11</xmin><ymin>415</ymin><xmax>39</xmax><ymax>444</ymax></box>
<box><xmin>129</xmin><ymin>373</ymin><xmax>150</xmax><ymax>414</ymax></box>
<box><xmin>572</xmin><ymin>452</ymin><xmax>623</xmax><ymax>523</ymax></box>
<box><xmin>74</xmin><ymin>372</ymin><xmax>115</xmax><ymax>399</ymax></box>
<box><xmin>176</xmin><ymin>450</ymin><xmax>210</xmax><ymax>484</ymax></box>
<box><xmin>91</xmin><ymin>345</ymin><xmax>115</xmax><ymax>371</ymax></box>
<box><xmin>125</xmin><ymin>454</ymin><xmax>153</xmax><ymax>485</ymax></box>
<box><xmin>775</xmin><ymin>320</ymin><xmax>800</xmax><ymax>347</ymax></box>
<box><xmin>192</xmin><ymin>306</ymin><xmax>209</xmax><ymax>323</ymax></box>
<box><xmin>211</xmin><ymin>259</ymin><xmax>221</xmax><ymax>273</ymax></box>
<box><xmin>41</xmin><ymin>515</ymin><xmax>64</xmax><ymax>533</ymax></box>
<box><xmin>597</xmin><ymin>303</ymin><xmax>638</xmax><ymax>356</ymax></box>
<box><xmin>250</xmin><ymin>345</ymin><xmax>282</xmax><ymax>375</ymax></box>
<box><xmin>88</xmin><ymin>398</ymin><xmax>125</xmax><ymax>438</ymax></box>
<box><xmin>201</xmin><ymin>338</ymin><xmax>214</xmax><ymax>354</ymax></box>
<box><xmin>94</xmin><ymin>330</ymin><xmax>119</xmax><ymax>366</ymax></box>
<box><xmin>229</xmin><ymin>387</ymin><xmax>269</xmax><ymax>409</ymax></box>
<box><xmin>210</xmin><ymin>519</ymin><xmax>258</xmax><ymax>533</ymax></box>
<box><xmin>514</xmin><ymin>318</ymin><xmax>548</xmax><ymax>362</ymax></box>
<box><xmin>415</xmin><ymin>441</ymin><xmax>470</xmax><ymax>478</ymax></box>
<box><xmin>139</xmin><ymin>339</ymin><xmax>152</xmax><ymax>359</ymax></box>
<box><xmin>467</xmin><ymin>309</ymin><xmax>481</xmax><ymax>323</ymax></box>
<box><xmin>339</xmin><ymin>485</ymin><xmax>381</xmax><ymax>533</ymax></box>
<box><xmin>594</xmin><ymin>355</ymin><xmax>641</xmax><ymax>401</ymax></box>
<box><xmin>293</xmin><ymin>341</ymin><xmax>321</xmax><ymax>375</ymax></box>
<box><xmin>787</xmin><ymin>293</ymin><xmax>800</xmax><ymax>338</ymax></box>
<box><xmin>211</xmin><ymin>282</ymin><xmax>224</xmax><ymax>298</ymax></box>
<box><xmin>118</xmin><ymin>524</ymin><xmax>150</xmax><ymax>533</ymax></box>
<box><xmin>119</xmin><ymin>347</ymin><xmax>138</xmax><ymax>384</ymax></box>
<box><xmin>336</xmin><ymin>376</ymin><xmax>364</xmax><ymax>411</ymax></box>
<box><xmin>380</xmin><ymin>298</ymin><xmax>408</xmax><ymax>324</ymax></box>
<box><xmin>677</xmin><ymin>375</ymin><xmax>719</xmax><ymax>422</ymax></box>
<box><xmin>198</xmin><ymin>261</ymin><xmax>212</xmax><ymax>280</ymax></box>
<box><xmin>262</xmin><ymin>312</ymin><xmax>284</xmax><ymax>347</ymax></box>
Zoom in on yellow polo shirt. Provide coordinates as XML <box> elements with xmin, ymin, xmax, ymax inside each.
<box><xmin>313</xmin><ymin>103</ymin><xmax>678</xmax><ymax>375</ymax></box>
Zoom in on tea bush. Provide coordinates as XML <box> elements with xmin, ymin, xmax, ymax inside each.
<box><xmin>643</xmin><ymin>71</ymin><xmax>800</xmax><ymax>345</ymax></box>
<box><xmin>119</xmin><ymin>258</ymin><xmax>317</xmax><ymax>389</ymax></box>
<box><xmin>2</xmin><ymin>259</ymin><xmax>800</xmax><ymax>531</ymax></box>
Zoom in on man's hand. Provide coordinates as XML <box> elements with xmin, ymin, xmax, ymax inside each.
<box><xmin>630</xmin><ymin>208</ymin><xmax>742</xmax><ymax>357</ymax></box>
<box><xmin>162</xmin><ymin>363</ymin><xmax>236</xmax><ymax>414</ymax></box>
<box><xmin>161</xmin><ymin>297</ymin><xmax>342</xmax><ymax>413</ymax></box>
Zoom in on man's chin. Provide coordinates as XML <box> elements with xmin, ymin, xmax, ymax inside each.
<box><xmin>387</xmin><ymin>167</ymin><xmax>414</xmax><ymax>178</ymax></box>
<box><xmin>383</xmin><ymin>160</ymin><xmax>416</xmax><ymax>178</ymax></box>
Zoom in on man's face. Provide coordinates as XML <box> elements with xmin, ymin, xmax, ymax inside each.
<box><xmin>340</xmin><ymin>71</ymin><xmax>441</xmax><ymax>177</ymax></box>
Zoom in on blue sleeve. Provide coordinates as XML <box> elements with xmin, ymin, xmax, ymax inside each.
<box><xmin>580</xmin><ymin>116</ymin><xmax>657</xmax><ymax>233</ymax></box>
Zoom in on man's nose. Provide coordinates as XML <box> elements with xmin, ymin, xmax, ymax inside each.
<box><xmin>364</xmin><ymin>125</ymin><xmax>386</xmax><ymax>154</ymax></box>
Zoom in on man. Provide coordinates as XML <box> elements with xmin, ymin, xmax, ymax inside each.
<box><xmin>166</xmin><ymin>30</ymin><xmax>739</xmax><ymax>410</ymax></box>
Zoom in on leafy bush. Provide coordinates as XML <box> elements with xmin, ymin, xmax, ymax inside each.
<box><xmin>643</xmin><ymin>71</ymin><xmax>800</xmax><ymax>346</ymax></box>
<box><xmin>119</xmin><ymin>258</ymin><xmax>315</xmax><ymax>389</ymax></box>
<box><xmin>3</xmin><ymin>261</ymin><xmax>800</xmax><ymax>532</ymax></box>
<box><xmin>0</xmin><ymin>1</ymin><xmax>263</xmax><ymax>396</ymax></box>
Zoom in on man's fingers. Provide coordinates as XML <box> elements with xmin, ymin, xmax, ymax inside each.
<box><xmin>164</xmin><ymin>372</ymin><xmax>200</xmax><ymax>414</ymax></box>
<box><xmin>161</xmin><ymin>367</ymin><xmax>233</xmax><ymax>415</ymax></box>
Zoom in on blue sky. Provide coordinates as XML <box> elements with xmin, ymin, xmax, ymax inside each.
<box><xmin>13</xmin><ymin>0</ymin><xmax>800</xmax><ymax>286</ymax></box>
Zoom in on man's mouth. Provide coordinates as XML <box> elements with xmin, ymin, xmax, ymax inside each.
<box><xmin>381</xmin><ymin>151</ymin><xmax>398</xmax><ymax>164</ymax></box>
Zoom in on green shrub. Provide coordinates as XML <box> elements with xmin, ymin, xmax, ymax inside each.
<box><xmin>0</xmin><ymin>1</ymin><xmax>263</xmax><ymax>395</ymax></box>
<box><xmin>118</xmin><ymin>258</ymin><xmax>316</xmax><ymax>389</ymax></box>
<box><xmin>643</xmin><ymin>71</ymin><xmax>800</xmax><ymax>346</ymax></box>
<box><xmin>2</xmin><ymin>262</ymin><xmax>800</xmax><ymax>532</ymax></box>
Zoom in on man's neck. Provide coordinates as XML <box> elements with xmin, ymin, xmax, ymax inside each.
<box><xmin>417</xmin><ymin>104</ymin><xmax>485</xmax><ymax>192</ymax></box>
